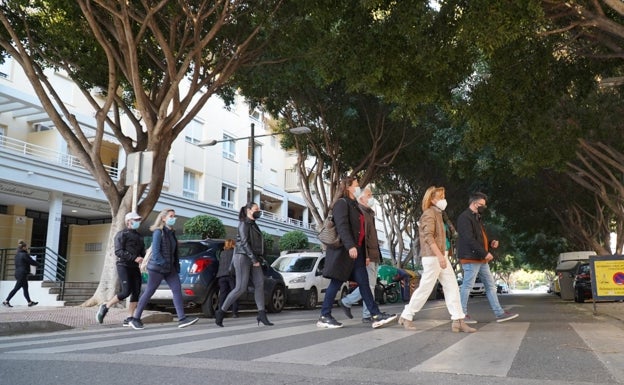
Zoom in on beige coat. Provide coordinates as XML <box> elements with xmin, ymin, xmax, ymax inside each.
<box><xmin>418</xmin><ymin>206</ymin><xmax>446</xmax><ymax>257</ymax></box>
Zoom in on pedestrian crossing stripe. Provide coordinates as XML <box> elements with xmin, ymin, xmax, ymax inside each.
<box><xmin>255</xmin><ymin>320</ymin><xmax>447</xmax><ymax>365</ymax></box>
<box><xmin>570</xmin><ymin>322</ymin><xmax>624</xmax><ymax>381</ymax></box>
<box><xmin>3</xmin><ymin>318</ymin><xmax>306</xmax><ymax>354</ymax></box>
<box><xmin>410</xmin><ymin>322</ymin><xmax>529</xmax><ymax>377</ymax></box>
<box><xmin>2</xmin><ymin>319</ymin><xmax>623</xmax><ymax>383</ymax></box>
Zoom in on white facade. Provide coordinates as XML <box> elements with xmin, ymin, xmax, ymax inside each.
<box><xmin>0</xmin><ymin>57</ymin><xmax>318</xmax><ymax>284</ymax></box>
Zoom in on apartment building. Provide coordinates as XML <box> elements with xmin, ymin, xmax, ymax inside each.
<box><xmin>0</xmin><ymin>57</ymin><xmax>317</xmax><ymax>287</ymax></box>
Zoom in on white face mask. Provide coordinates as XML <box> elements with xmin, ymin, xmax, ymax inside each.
<box><xmin>434</xmin><ymin>199</ymin><xmax>448</xmax><ymax>211</ymax></box>
<box><xmin>367</xmin><ymin>198</ymin><xmax>376</xmax><ymax>208</ymax></box>
<box><xmin>353</xmin><ymin>187</ymin><xmax>362</xmax><ymax>198</ymax></box>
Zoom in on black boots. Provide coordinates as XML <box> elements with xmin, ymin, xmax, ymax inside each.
<box><xmin>257</xmin><ymin>310</ymin><xmax>274</xmax><ymax>326</ymax></box>
<box><xmin>215</xmin><ymin>309</ymin><xmax>225</xmax><ymax>327</ymax></box>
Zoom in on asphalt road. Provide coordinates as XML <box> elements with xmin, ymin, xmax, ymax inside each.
<box><xmin>0</xmin><ymin>292</ymin><xmax>622</xmax><ymax>385</ymax></box>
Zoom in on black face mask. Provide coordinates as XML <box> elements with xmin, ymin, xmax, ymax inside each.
<box><xmin>477</xmin><ymin>205</ymin><xmax>487</xmax><ymax>214</ymax></box>
<box><xmin>252</xmin><ymin>211</ymin><xmax>262</xmax><ymax>219</ymax></box>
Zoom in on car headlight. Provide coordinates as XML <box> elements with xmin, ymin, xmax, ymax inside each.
<box><xmin>289</xmin><ymin>275</ymin><xmax>306</xmax><ymax>284</ymax></box>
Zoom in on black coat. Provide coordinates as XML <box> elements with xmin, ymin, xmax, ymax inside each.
<box><xmin>14</xmin><ymin>248</ymin><xmax>38</xmax><ymax>279</ymax></box>
<box><xmin>114</xmin><ymin>228</ymin><xmax>146</xmax><ymax>267</ymax></box>
<box><xmin>322</xmin><ymin>197</ymin><xmax>362</xmax><ymax>282</ymax></box>
<box><xmin>456</xmin><ymin>208</ymin><xmax>488</xmax><ymax>261</ymax></box>
<box><xmin>235</xmin><ymin>218</ymin><xmax>264</xmax><ymax>264</ymax></box>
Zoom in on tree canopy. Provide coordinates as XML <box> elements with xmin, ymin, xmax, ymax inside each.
<box><xmin>0</xmin><ymin>0</ymin><xmax>284</xmax><ymax>302</ymax></box>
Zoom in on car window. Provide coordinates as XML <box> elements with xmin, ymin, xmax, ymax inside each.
<box><xmin>178</xmin><ymin>243</ymin><xmax>214</xmax><ymax>257</ymax></box>
<box><xmin>273</xmin><ymin>256</ymin><xmax>318</xmax><ymax>272</ymax></box>
<box><xmin>579</xmin><ymin>264</ymin><xmax>590</xmax><ymax>274</ymax></box>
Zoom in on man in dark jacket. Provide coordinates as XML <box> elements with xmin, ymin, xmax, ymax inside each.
<box><xmin>3</xmin><ymin>240</ymin><xmax>39</xmax><ymax>307</ymax></box>
<box><xmin>457</xmin><ymin>192</ymin><xmax>518</xmax><ymax>324</ymax></box>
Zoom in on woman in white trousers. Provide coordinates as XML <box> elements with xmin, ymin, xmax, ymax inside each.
<box><xmin>398</xmin><ymin>186</ymin><xmax>476</xmax><ymax>333</ymax></box>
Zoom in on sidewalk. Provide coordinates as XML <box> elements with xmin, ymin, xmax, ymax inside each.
<box><xmin>0</xmin><ymin>304</ymin><xmax>173</xmax><ymax>336</ymax></box>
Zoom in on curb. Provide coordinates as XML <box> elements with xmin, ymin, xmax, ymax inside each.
<box><xmin>0</xmin><ymin>320</ymin><xmax>73</xmax><ymax>336</ymax></box>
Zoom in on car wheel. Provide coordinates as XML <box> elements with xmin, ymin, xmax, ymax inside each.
<box><xmin>201</xmin><ymin>285</ymin><xmax>219</xmax><ymax>318</ymax></box>
<box><xmin>266</xmin><ymin>284</ymin><xmax>285</xmax><ymax>313</ymax></box>
<box><xmin>303</xmin><ymin>288</ymin><xmax>318</xmax><ymax>310</ymax></box>
<box><xmin>574</xmin><ymin>288</ymin><xmax>585</xmax><ymax>303</ymax></box>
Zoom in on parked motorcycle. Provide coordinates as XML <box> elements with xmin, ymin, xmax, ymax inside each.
<box><xmin>347</xmin><ymin>279</ymin><xmax>400</xmax><ymax>304</ymax></box>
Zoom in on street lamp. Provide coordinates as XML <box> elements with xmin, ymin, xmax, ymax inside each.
<box><xmin>199</xmin><ymin>124</ymin><xmax>311</xmax><ymax>203</ymax></box>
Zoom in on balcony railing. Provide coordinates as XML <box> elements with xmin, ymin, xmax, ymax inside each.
<box><xmin>0</xmin><ymin>135</ymin><xmax>316</xmax><ymax>231</ymax></box>
<box><xmin>0</xmin><ymin>135</ymin><xmax>119</xmax><ymax>178</ymax></box>
<box><xmin>261</xmin><ymin>209</ymin><xmax>315</xmax><ymax>230</ymax></box>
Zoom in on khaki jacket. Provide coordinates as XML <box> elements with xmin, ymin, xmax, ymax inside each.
<box><xmin>418</xmin><ymin>206</ymin><xmax>446</xmax><ymax>257</ymax></box>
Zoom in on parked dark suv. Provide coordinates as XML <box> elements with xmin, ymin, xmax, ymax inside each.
<box><xmin>573</xmin><ymin>261</ymin><xmax>592</xmax><ymax>303</ymax></box>
<box><xmin>144</xmin><ymin>239</ymin><xmax>286</xmax><ymax>317</ymax></box>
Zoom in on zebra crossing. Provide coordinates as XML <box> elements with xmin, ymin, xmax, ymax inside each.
<box><xmin>1</xmin><ymin>316</ymin><xmax>623</xmax><ymax>384</ymax></box>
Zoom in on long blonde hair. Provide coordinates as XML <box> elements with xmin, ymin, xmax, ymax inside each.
<box><xmin>150</xmin><ymin>208</ymin><xmax>175</xmax><ymax>232</ymax></box>
<box><xmin>224</xmin><ymin>238</ymin><xmax>236</xmax><ymax>250</ymax></box>
<box><xmin>421</xmin><ymin>186</ymin><xmax>445</xmax><ymax>211</ymax></box>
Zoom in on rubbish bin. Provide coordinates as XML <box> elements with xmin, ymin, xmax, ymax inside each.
<box><xmin>556</xmin><ymin>260</ymin><xmax>581</xmax><ymax>300</ymax></box>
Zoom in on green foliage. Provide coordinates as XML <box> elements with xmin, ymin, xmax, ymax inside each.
<box><xmin>183</xmin><ymin>215</ymin><xmax>225</xmax><ymax>239</ymax></box>
<box><xmin>278</xmin><ymin>230</ymin><xmax>309</xmax><ymax>252</ymax></box>
<box><xmin>262</xmin><ymin>231</ymin><xmax>274</xmax><ymax>256</ymax></box>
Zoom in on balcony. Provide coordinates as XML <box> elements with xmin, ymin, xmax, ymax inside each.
<box><xmin>0</xmin><ymin>135</ymin><xmax>317</xmax><ymax>231</ymax></box>
<box><xmin>0</xmin><ymin>135</ymin><xmax>119</xmax><ymax>178</ymax></box>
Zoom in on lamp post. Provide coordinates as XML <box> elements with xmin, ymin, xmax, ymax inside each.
<box><xmin>199</xmin><ymin>125</ymin><xmax>310</xmax><ymax>203</ymax></box>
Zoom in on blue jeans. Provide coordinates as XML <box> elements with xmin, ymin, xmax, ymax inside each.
<box><xmin>459</xmin><ymin>262</ymin><xmax>504</xmax><ymax>317</ymax></box>
<box><xmin>321</xmin><ymin>247</ymin><xmax>380</xmax><ymax>318</ymax></box>
<box><xmin>341</xmin><ymin>262</ymin><xmax>378</xmax><ymax>318</ymax></box>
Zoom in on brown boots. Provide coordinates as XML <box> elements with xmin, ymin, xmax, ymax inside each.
<box><xmin>452</xmin><ymin>319</ymin><xmax>477</xmax><ymax>333</ymax></box>
<box><xmin>400</xmin><ymin>316</ymin><xmax>477</xmax><ymax>333</ymax></box>
<box><xmin>398</xmin><ymin>316</ymin><xmax>418</xmax><ymax>330</ymax></box>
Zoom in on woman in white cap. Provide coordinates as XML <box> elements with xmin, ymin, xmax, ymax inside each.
<box><xmin>96</xmin><ymin>211</ymin><xmax>146</xmax><ymax>326</ymax></box>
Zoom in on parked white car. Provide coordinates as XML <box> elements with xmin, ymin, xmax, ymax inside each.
<box><xmin>458</xmin><ymin>277</ymin><xmax>486</xmax><ymax>297</ymax></box>
<box><xmin>271</xmin><ymin>251</ymin><xmax>348</xmax><ymax>309</ymax></box>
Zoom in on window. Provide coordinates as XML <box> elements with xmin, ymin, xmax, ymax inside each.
<box><xmin>184</xmin><ymin>119</ymin><xmax>203</xmax><ymax>145</ymax></box>
<box><xmin>221</xmin><ymin>184</ymin><xmax>236</xmax><ymax>208</ymax></box>
<box><xmin>249</xmin><ymin>107</ymin><xmax>262</xmax><ymax>121</ymax></box>
<box><xmin>183</xmin><ymin>170</ymin><xmax>198</xmax><ymax>200</ymax></box>
<box><xmin>0</xmin><ymin>125</ymin><xmax>5</xmax><ymax>147</ymax></box>
<box><xmin>222</xmin><ymin>134</ymin><xmax>236</xmax><ymax>160</ymax></box>
<box><xmin>0</xmin><ymin>58</ymin><xmax>11</xmax><ymax>79</ymax></box>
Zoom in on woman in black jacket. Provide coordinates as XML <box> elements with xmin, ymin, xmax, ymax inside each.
<box><xmin>215</xmin><ymin>202</ymin><xmax>272</xmax><ymax>327</ymax></box>
<box><xmin>316</xmin><ymin>176</ymin><xmax>396</xmax><ymax>329</ymax></box>
<box><xmin>3</xmin><ymin>240</ymin><xmax>39</xmax><ymax>307</ymax></box>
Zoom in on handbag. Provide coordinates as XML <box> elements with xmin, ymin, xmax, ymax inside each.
<box><xmin>318</xmin><ymin>209</ymin><xmax>342</xmax><ymax>248</ymax></box>
<box><xmin>140</xmin><ymin>247</ymin><xmax>152</xmax><ymax>273</ymax></box>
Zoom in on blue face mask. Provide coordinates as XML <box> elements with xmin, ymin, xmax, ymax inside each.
<box><xmin>165</xmin><ymin>217</ymin><xmax>176</xmax><ymax>227</ymax></box>
<box><xmin>130</xmin><ymin>221</ymin><xmax>140</xmax><ymax>230</ymax></box>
